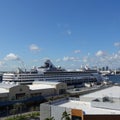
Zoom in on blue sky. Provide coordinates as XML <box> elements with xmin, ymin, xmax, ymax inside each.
<box><xmin>0</xmin><ymin>0</ymin><xmax>120</xmax><ymax>71</ymax></box>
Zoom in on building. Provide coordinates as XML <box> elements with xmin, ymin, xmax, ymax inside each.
<box><xmin>40</xmin><ymin>85</ymin><xmax>120</xmax><ymax>120</ymax></box>
<box><xmin>0</xmin><ymin>81</ymin><xmax>67</xmax><ymax>108</ymax></box>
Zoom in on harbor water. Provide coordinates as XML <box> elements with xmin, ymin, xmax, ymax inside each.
<box><xmin>106</xmin><ymin>74</ymin><xmax>120</xmax><ymax>83</ymax></box>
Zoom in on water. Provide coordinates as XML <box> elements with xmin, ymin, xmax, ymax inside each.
<box><xmin>106</xmin><ymin>74</ymin><xmax>120</xmax><ymax>83</ymax></box>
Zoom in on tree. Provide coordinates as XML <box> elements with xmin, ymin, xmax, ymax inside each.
<box><xmin>61</xmin><ymin>110</ymin><xmax>71</xmax><ymax>120</ymax></box>
<box><xmin>9</xmin><ymin>108</ymin><xmax>16</xmax><ymax>118</ymax></box>
<box><xmin>13</xmin><ymin>102</ymin><xmax>24</xmax><ymax>116</ymax></box>
<box><xmin>45</xmin><ymin>117</ymin><xmax>55</xmax><ymax>120</ymax></box>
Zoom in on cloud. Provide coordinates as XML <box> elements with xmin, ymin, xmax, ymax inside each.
<box><xmin>56</xmin><ymin>59</ymin><xmax>61</xmax><ymax>62</ymax></box>
<box><xmin>74</xmin><ymin>50</ymin><xmax>81</xmax><ymax>54</ymax></box>
<box><xmin>66</xmin><ymin>30</ymin><xmax>72</xmax><ymax>35</ymax></box>
<box><xmin>83</xmin><ymin>57</ymin><xmax>88</xmax><ymax>63</ymax></box>
<box><xmin>0</xmin><ymin>61</ymin><xmax>5</xmax><ymax>66</ymax></box>
<box><xmin>32</xmin><ymin>59</ymin><xmax>39</xmax><ymax>62</ymax></box>
<box><xmin>29</xmin><ymin>44</ymin><xmax>40</xmax><ymax>52</ymax></box>
<box><xmin>63</xmin><ymin>56</ymin><xmax>80</xmax><ymax>62</ymax></box>
<box><xmin>95</xmin><ymin>50</ymin><xmax>106</xmax><ymax>57</ymax></box>
<box><xmin>4</xmin><ymin>53</ymin><xmax>20</xmax><ymax>61</ymax></box>
<box><xmin>57</xmin><ymin>23</ymin><xmax>72</xmax><ymax>36</ymax></box>
<box><xmin>114</xmin><ymin>42</ymin><xmax>120</xmax><ymax>47</ymax></box>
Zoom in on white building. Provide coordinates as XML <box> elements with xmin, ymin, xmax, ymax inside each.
<box><xmin>40</xmin><ymin>85</ymin><xmax>120</xmax><ymax>120</ymax></box>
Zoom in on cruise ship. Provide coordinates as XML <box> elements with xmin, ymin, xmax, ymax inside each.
<box><xmin>2</xmin><ymin>60</ymin><xmax>102</xmax><ymax>85</ymax></box>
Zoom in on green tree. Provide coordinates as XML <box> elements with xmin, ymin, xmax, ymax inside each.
<box><xmin>61</xmin><ymin>110</ymin><xmax>71</xmax><ymax>120</ymax></box>
<box><xmin>9</xmin><ymin>108</ymin><xmax>16</xmax><ymax>118</ymax></box>
<box><xmin>45</xmin><ymin>117</ymin><xmax>55</xmax><ymax>120</ymax></box>
<box><xmin>13</xmin><ymin>102</ymin><xmax>24</xmax><ymax>116</ymax></box>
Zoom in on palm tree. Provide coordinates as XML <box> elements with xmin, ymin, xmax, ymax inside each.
<box><xmin>61</xmin><ymin>110</ymin><xmax>71</xmax><ymax>120</ymax></box>
<box><xmin>9</xmin><ymin>108</ymin><xmax>16</xmax><ymax>118</ymax></box>
<box><xmin>13</xmin><ymin>102</ymin><xmax>24</xmax><ymax>116</ymax></box>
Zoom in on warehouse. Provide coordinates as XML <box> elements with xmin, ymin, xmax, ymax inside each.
<box><xmin>0</xmin><ymin>81</ymin><xmax>67</xmax><ymax>107</ymax></box>
<box><xmin>40</xmin><ymin>85</ymin><xmax>120</xmax><ymax>120</ymax></box>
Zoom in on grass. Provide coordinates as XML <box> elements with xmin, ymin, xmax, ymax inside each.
<box><xmin>5</xmin><ymin>112</ymin><xmax>40</xmax><ymax>120</ymax></box>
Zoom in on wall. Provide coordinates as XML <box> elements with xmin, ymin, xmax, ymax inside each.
<box><xmin>0</xmin><ymin>93</ymin><xmax>8</xmax><ymax>98</ymax></box>
<box><xmin>84</xmin><ymin>115</ymin><xmax>120</xmax><ymax>120</ymax></box>
<box><xmin>72</xmin><ymin>109</ymin><xmax>84</xmax><ymax>120</ymax></box>
<box><xmin>40</xmin><ymin>103</ymin><xmax>51</xmax><ymax>120</ymax></box>
<box><xmin>31</xmin><ymin>88</ymin><xmax>55</xmax><ymax>96</ymax></box>
<box><xmin>56</xmin><ymin>83</ymin><xmax>67</xmax><ymax>94</ymax></box>
<box><xmin>43</xmin><ymin>88</ymin><xmax>55</xmax><ymax>96</ymax></box>
<box><xmin>51</xmin><ymin>106</ymin><xmax>71</xmax><ymax>120</ymax></box>
<box><xmin>40</xmin><ymin>102</ymin><xmax>71</xmax><ymax>120</ymax></box>
<box><xmin>9</xmin><ymin>85</ymin><xmax>30</xmax><ymax>100</ymax></box>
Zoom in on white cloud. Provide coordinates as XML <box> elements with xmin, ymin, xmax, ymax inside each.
<box><xmin>0</xmin><ymin>61</ymin><xmax>5</xmax><ymax>66</ymax></box>
<box><xmin>56</xmin><ymin>59</ymin><xmax>61</xmax><ymax>62</ymax></box>
<box><xmin>74</xmin><ymin>50</ymin><xmax>81</xmax><ymax>54</ymax></box>
<box><xmin>96</xmin><ymin>50</ymin><xmax>106</xmax><ymax>57</ymax></box>
<box><xmin>32</xmin><ymin>59</ymin><xmax>39</xmax><ymax>62</ymax></box>
<box><xmin>63</xmin><ymin>56</ymin><xmax>80</xmax><ymax>62</ymax></box>
<box><xmin>83</xmin><ymin>57</ymin><xmax>88</xmax><ymax>63</ymax></box>
<box><xmin>114</xmin><ymin>42</ymin><xmax>120</xmax><ymax>47</ymax></box>
<box><xmin>66</xmin><ymin>30</ymin><xmax>72</xmax><ymax>35</ymax></box>
<box><xmin>4</xmin><ymin>53</ymin><xmax>20</xmax><ymax>61</ymax></box>
<box><xmin>29</xmin><ymin>44</ymin><xmax>40</xmax><ymax>52</ymax></box>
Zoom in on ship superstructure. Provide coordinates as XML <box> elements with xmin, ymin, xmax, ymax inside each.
<box><xmin>2</xmin><ymin>60</ymin><xmax>102</xmax><ymax>85</ymax></box>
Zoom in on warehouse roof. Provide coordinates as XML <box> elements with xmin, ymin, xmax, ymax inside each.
<box><xmin>81</xmin><ymin>86</ymin><xmax>120</xmax><ymax>99</ymax></box>
<box><xmin>51</xmin><ymin>86</ymin><xmax>120</xmax><ymax>115</ymax></box>
<box><xmin>33</xmin><ymin>81</ymin><xmax>61</xmax><ymax>85</ymax></box>
<box><xmin>0</xmin><ymin>87</ymin><xmax>9</xmax><ymax>93</ymax></box>
<box><xmin>53</xmin><ymin>100</ymin><xmax>120</xmax><ymax>115</ymax></box>
<box><xmin>0</xmin><ymin>82</ymin><xmax>16</xmax><ymax>89</ymax></box>
<box><xmin>28</xmin><ymin>84</ymin><xmax>55</xmax><ymax>90</ymax></box>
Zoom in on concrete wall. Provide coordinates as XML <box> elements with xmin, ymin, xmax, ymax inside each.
<box><xmin>80</xmin><ymin>96</ymin><xmax>95</xmax><ymax>102</ymax></box>
<box><xmin>40</xmin><ymin>103</ymin><xmax>51</xmax><ymax>120</ymax></box>
<box><xmin>40</xmin><ymin>103</ymin><xmax>71</xmax><ymax>120</ymax></box>
<box><xmin>0</xmin><ymin>93</ymin><xmax>8</xmax><ymax>98</ymax></box>
<box><xmin>51</xmin><ymin>106</ymin><xmax>71</xmax><ymax>120</ymax></box>
<box><xmin>31</xmin><ymin>88</ymin><xmax>55</xmax><ymax>96</ymax></box>
<box><xmin>9</xmin><ymin>85</ymin><xmax>56</xmax><ymax>100</ymax></box>
<box><xmin>9</xmin><ymin>85</ymin><xmax>30</xmax><ymax>100</ymax></box>
<box><xmin>56</xmin><ymin>83</ymin><xmax>67</xmax><ymax>94</ymax></box>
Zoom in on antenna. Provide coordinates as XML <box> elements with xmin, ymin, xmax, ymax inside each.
<box><xmin>18</xmin><ymin>59</ymin><xmax>26</xmax><ymax>71</ymax></box>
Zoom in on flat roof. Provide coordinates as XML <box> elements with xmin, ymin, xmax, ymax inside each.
<box><xmin>0</xmin><ymin>82</ymin><xmax>55</xmax><ymax>93</ymax></box>
<box><xmin>28</xmin><ymin>84</ymin><xmax>55</xmax><ymax>90</ymax></box>
<box><xmin>0</xmin><ymin>83</ymin><xmax>16</xmax><ymax>89</ymax></box>
<box><xmin>53</xmin><ymin>100</ymin><xmax>120</xmax><ymax>115</ymax></box>
<box><xmin>81</xmin><ymin>86</ymin><xmax>120</xmax><ymax>99</ymax></box>
<box><xmin>33</xmin><ymin>81</ymin><xmax>61</xmax><ymax>85</ymax></box>
<box><xmin>0</xmin><ymin>88</ymin><xmax>9</xmax><ymax>93</ymax></box>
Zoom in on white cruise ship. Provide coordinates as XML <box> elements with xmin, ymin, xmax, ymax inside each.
<box><xmin>2</xmin><ymin>60</ymin><xmax>102</xmax><ymax>85</ymax></box>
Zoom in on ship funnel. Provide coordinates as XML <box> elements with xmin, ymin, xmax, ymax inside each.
<box><xmin>44</xmin><ymin>59</ymin><xmax>56</xmax><ymax>68</ymax></box>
